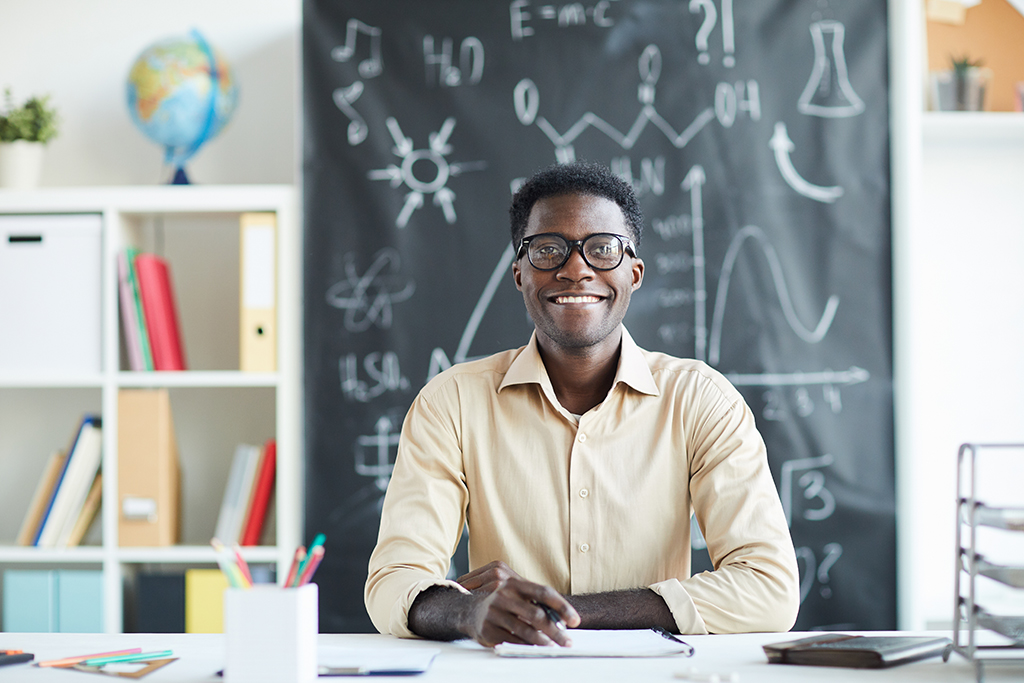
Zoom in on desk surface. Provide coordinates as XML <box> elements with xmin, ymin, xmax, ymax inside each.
<box><xmin>0</xmin><ymin>632</ymin><xmax>1019</xmax><ymax>682</ymax></box>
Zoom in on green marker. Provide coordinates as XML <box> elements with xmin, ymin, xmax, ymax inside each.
<box><xmin>293</xmin><ymin>533</ymin><xmax>326</xmax><ymax>586</ymax></box>
<box><xmin>81</xmin><ymin>650</ymin><xmax>173</xmax><ymax>666</ymax></box>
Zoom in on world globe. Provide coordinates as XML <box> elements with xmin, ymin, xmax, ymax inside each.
<box><xmin>127</xmin><ymin>30</ymin><xmax>238</xmax><ymax>184</ymax></box>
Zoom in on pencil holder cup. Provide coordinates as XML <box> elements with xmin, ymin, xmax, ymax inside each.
<box><xmin>224</xmin><ymin>583</ymin><xmax>318</xmax><ymax>683</ymax></box>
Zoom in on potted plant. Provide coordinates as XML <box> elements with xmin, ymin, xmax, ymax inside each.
<box><xmin>951</xmin><ymin>55</ymin><xmax>989</xmax><ymax>111</ymax></box>
<box><xmin>0</xmin><ymin>88</ymin><xmax>59</xmax><ymax>189</ymax></box>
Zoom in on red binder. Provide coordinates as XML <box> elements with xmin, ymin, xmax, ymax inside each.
<box><xmin>135</xmin><ymin>254</ymin><xmax>187</xmax><ymax>371</ymax></box>
<box><xmin>240</xmin><ymin>439</ymin><xmax>276</xmax><ymax>546</ymax></box>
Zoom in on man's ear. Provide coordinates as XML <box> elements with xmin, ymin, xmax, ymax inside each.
<box><xmin>512</xmin><ymin>260</ymin><xmax>523</xmax><ymax>291</ymax></box>
<box><xmin>631</xmin><ymin>257</ymin><xmax>644</xmax><ymax>291</ymax></box>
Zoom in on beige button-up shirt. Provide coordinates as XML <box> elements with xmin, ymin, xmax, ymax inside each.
<box><xmin>365</xmin><ymin>327</ymin><xmax>799</xmax><ymax>637</ymax></box>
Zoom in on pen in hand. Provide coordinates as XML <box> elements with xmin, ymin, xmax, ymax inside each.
<box><xmin>537</xmin><ymin>602</ymin><xmax>567</xmax><ymax>632</ymax></box>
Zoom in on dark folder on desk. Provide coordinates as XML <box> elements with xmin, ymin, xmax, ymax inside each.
<box><xmin>764</xmin><ymin>634</ymin><xmax>952</xmax><ymax>669</ymax></box>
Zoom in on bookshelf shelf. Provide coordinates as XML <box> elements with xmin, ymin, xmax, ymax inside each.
<box><xmin>0</xmin><ymin>546</ymin><xmax>106</xmax><ymax>563</ymax></box>
<box><xmin>0</xmin><ymin>185</ymin><xmax>301</xmax><ymax>634</ymax></box>
<box><xmin>0</xmin><ymin>375</ymin><xmax>106</xmax><ymax>388</ymax></box>
<box><xmin>116</xmin><ymin>545</ymin><xmax>281</xmax><ymax>564</ymax></box>
<box><xmin>116</xmin><ymin>371</ymin><xmax>280</xmax><ymax>388</ymax></box>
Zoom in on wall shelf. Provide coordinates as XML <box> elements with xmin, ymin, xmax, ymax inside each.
<box><xmin>923</xmin><ymin>111</ymin><xmax>1024</xmax><ymax>143</ymax></box>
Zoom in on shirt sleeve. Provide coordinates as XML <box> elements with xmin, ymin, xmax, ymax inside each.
<box><xmin>364</xmin><ymin>384</ymin><xmax>470</xmax><ymax>637</ymax></box>
<box><xmin>651</xmin><ymin>386</ymin><xmax>800</xmax><ymax>634</ymax></box>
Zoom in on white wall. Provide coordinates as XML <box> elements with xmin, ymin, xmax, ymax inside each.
<box><xmin>899</xmin><ymin>120</ymin><xmax>1024</xmax><ymax>630</ymax></box>
<box><xmin>0</xmin><ymin>0</ymin><xmax>300</xmax><ymax>186</ymax></box>
<box><xmin>4</xmin><ymin>0</ymin><xmax>1022</xmax><ymax>631</ymax></box>
<box><xmin>893</xmin><ymin>1</ymin><xmax>1024</xmax><ymax>631</ymax></box>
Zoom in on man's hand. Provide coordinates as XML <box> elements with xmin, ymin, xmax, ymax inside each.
<box><xmin>456</xmin><ymin>560</ymin><xmax>523</xmax><ymax>592</ymax></box>
<box><xmin>407</xmin><ymin>562</ymin><xmax>580</xmax><ymax>647</ymax></box>
<box><xmin>459</xmin><ymin>574</ymin><xmax>580</xmax><ymax>647</ymax></box>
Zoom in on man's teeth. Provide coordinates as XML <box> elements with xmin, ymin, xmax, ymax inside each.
<box><xmin>555</xmin><ymin>295</ymin><xmax>600</xmax><ymax>304</ymax></box>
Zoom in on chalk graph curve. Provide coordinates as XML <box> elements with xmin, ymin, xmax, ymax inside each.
<box><xmin>708</xmin><ymin>225</ymin><xmax>839</xmax><ymax>365</ymax></box>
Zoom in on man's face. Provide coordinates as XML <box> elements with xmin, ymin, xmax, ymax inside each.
<box><xmin>512</xmin><ymin>193</ymin><xmax>644</xmax><ymax>352</ymax></box>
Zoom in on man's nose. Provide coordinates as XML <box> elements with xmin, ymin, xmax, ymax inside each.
<box><xmin>556</xmin><ymin>244</ymin><xmax>594</xmax><ymax>279</ymax></box>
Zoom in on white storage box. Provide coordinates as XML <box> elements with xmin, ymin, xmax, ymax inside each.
<box><xmin>0</xmin><ymin>214</ymin><xmax>103</xmax><ymax>374</ymax></box>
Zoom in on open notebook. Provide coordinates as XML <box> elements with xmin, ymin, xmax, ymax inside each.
<box><xmin>493</xmin><ymin>628</ymin><xmax>695</xmax><ymax>658</ymax></box>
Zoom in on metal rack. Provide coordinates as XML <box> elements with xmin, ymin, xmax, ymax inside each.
<box><xmin>952</xmin><ymin>443</ymin><xmax>1024</xmax><ymax>682</ymax></box>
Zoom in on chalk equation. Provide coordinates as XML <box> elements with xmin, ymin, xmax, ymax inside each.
<box><xmin>780</xmin><ymin>453</ymin><xmax>836</xmax><ymax>527</ymax></box>
<box><xmin>423</xmin><ymin>35</ymin><xmax>484</xmax><ymax>87</ymax></box>
<box><xmin>510</xmin><ymin>0</ymin><xmax>618</xmax><ymax>40</ymax></box>
<box><xmin>340</xmin><ymin>351</ymin><xmax>410</xmax><ymax>402</ymax></box>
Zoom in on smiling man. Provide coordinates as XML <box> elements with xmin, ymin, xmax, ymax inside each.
<box><xmin>364</xmin><ymin>161</ymin><xmax>799</xmax><ymax>647</ymax></box>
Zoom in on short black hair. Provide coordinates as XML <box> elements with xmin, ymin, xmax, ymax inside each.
<box><xmin>509</xmin><ymin>161</ymin><xmax>643</xmax><ymax>248</ymax></box>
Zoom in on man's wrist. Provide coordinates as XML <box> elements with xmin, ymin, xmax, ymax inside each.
<box><xmin>408</xmin><ymin>584</ymin><xmax>476</xmax><ymax>641</ymax></box>
<box><xmin>567</xmin><ymin>588</ymin><xmax>677</xmax><ymax>632</ymax></box>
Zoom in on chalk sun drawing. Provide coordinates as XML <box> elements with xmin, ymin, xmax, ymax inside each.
<box><xmin>368</xmin><ymin>116</ymin><xmax>486</xmax><ymax>228</ymax></box>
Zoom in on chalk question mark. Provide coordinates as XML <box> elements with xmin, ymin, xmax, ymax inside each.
<box><xmin>817</xmin><ymin>543</ymin><xmax>843</xmax><ymax>599</ymax></box>
<box><xmin>689</xmin><ymin>0</ymin><xmax>717</xmax><ymax>66</ymax></box>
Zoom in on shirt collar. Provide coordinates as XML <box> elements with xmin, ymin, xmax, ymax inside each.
<box><xmin>499</xmin><ymin>325</ymin><xmax>660</xmax><ymax>397</ymax></box>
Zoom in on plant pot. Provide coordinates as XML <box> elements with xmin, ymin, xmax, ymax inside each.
<box><xmin>929</xmin><ymin>67</ymin><xmax>992</xmax><ymax>112</ymax></box>
<box><xmin>0</xmin><ymin>140</ymin><xmax>46</xmax><ymax>189</ymax></box>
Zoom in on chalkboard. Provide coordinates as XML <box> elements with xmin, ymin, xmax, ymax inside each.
<box><xmin>302</xmin><ymin>0</ymin><xmax>894</xmax><ymax>632</ymax></box>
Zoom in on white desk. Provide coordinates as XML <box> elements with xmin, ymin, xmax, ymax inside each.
<box><xmin>0</xmin><ymin>632</ymin><xmax>1019</xmax><ymax>682</ymax></box>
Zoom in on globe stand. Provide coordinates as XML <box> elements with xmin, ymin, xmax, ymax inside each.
<box><xmin>170</xmin><ymin>166</ymin><xmax>191</xmax><ymax>185</ymax></box>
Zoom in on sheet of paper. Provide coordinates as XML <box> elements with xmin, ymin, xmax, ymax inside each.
<box><xmin>317</xmin><ymin>646</ymin><xmax>439</xmax><ymax>675</ymax></box>
<box><xmin>493</xmin><ymin>629</ymin><xmax>694</xmax><ymax>658</ymax></box>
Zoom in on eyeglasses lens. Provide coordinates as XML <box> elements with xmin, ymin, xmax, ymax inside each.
<box><xmin>527</xmin><ymin>234</ymin><xmax>625</xmax><ymax>270</ymax></box>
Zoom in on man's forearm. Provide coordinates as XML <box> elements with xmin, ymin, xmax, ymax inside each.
<box><xmin>410</xmin><ymin>584</ymin><xmax>677</xmax><ymax>641</ymax></box>
<box><xmin>408</xmin><ymin>585</ymin><xmax>473</xmax><ymax>641</ymax></box>
<box><xmin>568</xmin><ymin>588</ymin><xmax>678</xmax><ymax>632</ymax></box>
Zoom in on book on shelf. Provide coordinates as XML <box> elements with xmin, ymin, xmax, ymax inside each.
<box><xmin>64</xmin><ymin>472</ymin><xmax>102</xmax><ymax>547</ymax></box>
<box><xmin>117</xmin><ymin>389</ymin><xmax>181</xmax><ymax>547</ymax></box>
<box><xmin>185</xmin><ymin>568</ymin><xmax>229</xmax><ymax>634</ymax></box>
<box><xmin>214</xmin><ymin>443</ymin><xmax>262</xmax><ymax>545</ymax></box>
<box><xmin>33</xmin><ymin>416</ymin><xmax>103</xmax><ymax>548</ymax></box>
<box><xmin>240</xmin><ymin>439</ymin><xmax>276</xmax><ymax>546</ymax></box>
<box><xmin>117</xmin><ymin>247</ymin><xmax>154</xmax><ymax>371</ymax></box>
<box><xmin>135</xmin><ymin>252</ymin><xmax>188</xmax><ymax>371</ymax></box>
<box><xmin>16</xmin><ymin>450</ymin><xmax>67</xmax><ymax>546</ymax></box>
<box><xmin>240</xmin><ymin>212</ymin><xmax>277</xmax><ymax>372</ymax></box>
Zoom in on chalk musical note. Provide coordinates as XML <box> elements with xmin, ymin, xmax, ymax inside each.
<box><xmin>331</xmin><ymin>18</ymin><xmax>383</xmax><ymax>78</ymax></box>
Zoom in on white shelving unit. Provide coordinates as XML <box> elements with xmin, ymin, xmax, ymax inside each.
<box><xmin>953</xmin><ymin>443</ymin><xmax>1024</xmax><ymax>682</ymax></box>
<box><xmin>0</xmin><ymin>185</ymin><xmax>301</xmax><ymax>633</ymax></box>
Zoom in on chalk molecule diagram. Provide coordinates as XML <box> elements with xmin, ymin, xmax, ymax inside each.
<box><xmin>514</xmin><ymin>43</ymin><xmax>757</xmax><ymax>163</ymax></box>
<box><xmin>325</xmin><ymin>248</ymin><xmax>416</xmax><ymax>332</ymax></box>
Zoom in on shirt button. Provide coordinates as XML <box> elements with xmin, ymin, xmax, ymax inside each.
<box><xmin>580</xmin><ymin>543</ymin><xmax>590</xmax><ymax>553</ymax></box>
<box><xmin>577</xmin><ymin>433</ymin><xmax>587</xmax><ymax>443</ymax></box>
<box><xmin>579</xmin><ymin>488</ymin><xmax>589</xmax><ymax>498</ymax></box>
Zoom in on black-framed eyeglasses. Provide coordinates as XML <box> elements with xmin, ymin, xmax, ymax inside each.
<box><xmin>516</xmin><ymin>232</ymin><xmax>637</xmax><ymax>271</ymax></box>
